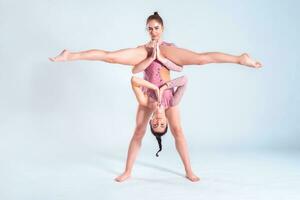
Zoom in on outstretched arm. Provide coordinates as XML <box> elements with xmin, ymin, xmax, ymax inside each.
<box><xmin>159</xmin><ymin>75</ymin><xmax>188</xmax><ymax>107</ymax></box>
<box><xmin>131</xmin><ymin>76</ymin><xmax>160</xmax><ymax>106</ymax></box>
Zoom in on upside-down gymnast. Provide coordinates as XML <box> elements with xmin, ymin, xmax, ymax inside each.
<box><xmin>49</xmin><ymin>12</ymin><xmax>262</xmax><ymax>182</ymax></box>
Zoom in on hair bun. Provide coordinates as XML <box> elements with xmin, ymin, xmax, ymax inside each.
<box><xmin>154</xmin><ymin>11</ymin><xmax>159</xmax><ymax>15</ymax></box>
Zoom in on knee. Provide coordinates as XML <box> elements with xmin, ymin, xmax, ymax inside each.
<box><xmin>132</xmin><ymin>126</ymin><xmax>146</xmax><ymax>141</ymax></box>
<box><xmin>159</xmin><ymin>45</ymin><xmax>167</xmax><ymax>55</ymax></box>
<box><xmin>106</xmin><ymin>52</ymin><xmax>116</xmax><ymax>63</ymax></box>
<box><xmin>182</xmin><ymin>75</ymin><xmax>188</xmax><ymax>85</ymax></box>
<box><xmin>197</xmin><ymin>53</ymin><xmax>213</xmax><ymax>65</ymax></box>
<box><xmin>171</xmin><ymin>126</ymin><xmax>184</xmax><ymax>140</ymax></box>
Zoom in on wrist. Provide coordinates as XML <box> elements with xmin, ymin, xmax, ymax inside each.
<box><xmin>158</xmin><ymin>55</ymin><xmax>166</xmax><ymax>63</ymax></box>
<box><xmin>149</xmin><ymin>56</ymin><xmax>156</xmax><ymax>62</ymax></box>
<box><xmin>165</xmin><ymin>81</ymin><xmax>172</xmax><ymax>88</ymax></box>
<box><xmin>160</xmin><ymin>84</ymin><xmax>167</xmax><ymax>91</ymax></box>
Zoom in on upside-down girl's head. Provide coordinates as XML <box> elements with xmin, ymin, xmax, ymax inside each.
<box><xmin>149</xmin><ymin>106</ymin><xmax>168</xmax><ymax>157</ymax></box>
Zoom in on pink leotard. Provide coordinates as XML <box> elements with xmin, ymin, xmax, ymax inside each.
<box><xmin>142</xmin><ymin>41</ymin><xmax>187</xmax><ymax>109</ymax></box>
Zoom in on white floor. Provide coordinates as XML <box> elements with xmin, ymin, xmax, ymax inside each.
<box><xmin>2</xmin><ymin>148</ymin><xmax>300</xmax><ymax>200</ymax></box>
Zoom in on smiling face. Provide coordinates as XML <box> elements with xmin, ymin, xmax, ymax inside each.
<box><xmin>146</xmin><ymin>20</ymin><xmax>164</xmax><ymax>41</ymax></box>
<box><xmin>150</xmin><ymin>107</ymin><xmax>168</xmax><ymax>133</ymax></box>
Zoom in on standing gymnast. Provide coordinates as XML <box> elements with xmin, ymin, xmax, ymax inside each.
<box><xmin>49</xmin><ymin>12</ymin><xmax>262</xmax><ymax>69</ymax></box>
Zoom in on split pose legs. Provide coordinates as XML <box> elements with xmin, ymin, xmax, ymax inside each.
<box><xmin>49</xmin><ymin>46</ymin><xmax>149</xmax><ymax>66</ymax></box>
<box><xmin>49</xmin><ymin>42</ymin><xmax>262</xmax><ymax>69</ymax></box>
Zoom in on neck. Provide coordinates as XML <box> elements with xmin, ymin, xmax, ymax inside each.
<box><xmin>151</xmin><ymin>38</ymin><xmax>163</xmax><ymax>43</ymax></box>
<box><xmin>154</xmin><ymin>107</ymin><xmax>165</xmax><ymax>118</ymax></box>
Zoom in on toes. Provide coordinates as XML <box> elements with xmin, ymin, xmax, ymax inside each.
<box><xmin>186</xmin><ymin>175</ymin><xmax>200</xmax><ymax>182</ymax></box>
<box><xmin>114</xmin><ymin>174</ymin><xmax>130</xmax><ymax>182</ymax></box>
<box><xmin>257</xmin><ymin>62</ymin><xmax>262</xmax><ymax>67</ymax></box>
<box><xmin>114</xmin><ymin>177</ymin><xmax>122</xmax><ymax>182</ymax></box>
<box><xmin>254</xmin><ymin>62</ymin><xmax>262</xmax><ymax>68</ymax></box>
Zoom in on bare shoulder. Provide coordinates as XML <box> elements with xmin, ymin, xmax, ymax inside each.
<box><xmin>136</xmin><ymin>43</ymin><xmax>147</xmax><ymax>48</ymax></box>
<box><xmin>162</xmin><ymin>41</ymin><xmax>176</xmax><ymax>47</ymax></box>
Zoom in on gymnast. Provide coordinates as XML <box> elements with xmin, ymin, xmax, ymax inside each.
<box><xmin>49</xmin><ymin>12</ymin><xmax>262</xmax><ymax>182</ymax></box>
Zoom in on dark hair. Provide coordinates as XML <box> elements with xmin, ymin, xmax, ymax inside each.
<box><xmin>146</xmin><ymin>11</ymin><xmax>164</xmax><ymax>27</ymax></box>
<box><xmin>149</xmin><ymin>121</ymin><xmax>168</xmax><ymax>157</ymax></box>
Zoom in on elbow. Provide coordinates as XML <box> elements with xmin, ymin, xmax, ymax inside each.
<box><xmin>182</xmin><ymin>75</ymin><xmax>188</xmax><ymax>84</ymax></box>
<box><xmin>131</xmin><ymin>76</ymin><xmax>136</xmax><ymax>85</ymax></box>
<box><xmin>132</xmin><ymin>67</ymin><xmax>139</xmax><ymax>74</ymax></box>
<box><xmin>177</xmin><ymin>66</ymin><xmax>183</xmax><ymax>72</ymax></box>
<box><xmin>139</xmin><ymin>100</ymin><xmax>148</xmax><ymax>107</ymax></box>
<box><xmin>131</xmin><ymin>76</ymin><xmax>139</xmax><ymax>87</ymax></box>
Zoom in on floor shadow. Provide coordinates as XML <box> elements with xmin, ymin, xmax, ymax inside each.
<box><xmin>92</xmin><ymin>150</ymin><xmax>184</xmax><ymax>178</ymax></box>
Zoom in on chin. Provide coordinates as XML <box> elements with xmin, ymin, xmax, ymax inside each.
<box><xmin>155</xmin><ymin>110</ymin><xmax>162</xmax><ymax>114</ymax></box>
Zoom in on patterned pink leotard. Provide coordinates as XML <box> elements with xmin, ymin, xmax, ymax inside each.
<box><xmin>142</xmin><ymin>41</ymin><xmax>187</xmax><ymax>109</ymax></box>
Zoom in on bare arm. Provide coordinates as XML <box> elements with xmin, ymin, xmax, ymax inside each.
<box><xmin>132</xmin><ymin>42</ymin><xmax>183</xmax><ymax>74</ymax></box>
<box><xmin>159</xmin><ymin>75</ymin><xmax>188</xmax><ymax>106</ymax></box>
<box><xmin>157</xmin><ymin>56</ymin><xmax>183</xmax><ymax>72</ymax></box>
<box><xmin>131</xmin><ymin>76</ymin><xmax>160</xmax><ymax>106</ymax></box>
<box><xmin>132</xmin><ymin>57</ymin><xmax>155</xmax><ymax>74</ymax></box>
<box><xmin>156</xmin><ymin>43</ymin><xmax>183</xmax><ymax>72</ymax></box>
<box><xmin>132</xmin><ymin>43</ymin><xmax>157</xmax><ymax>74</ymax></box>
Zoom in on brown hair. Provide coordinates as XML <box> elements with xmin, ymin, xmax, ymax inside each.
<box><xmin>146</xmin><ymin>11</ymin><xmax>164</xmax><ymax>27</ymax></box>
<box><xmin>149</xmin><ymin>121</ymin><xmax>168</xmax><ymax>157</ymax></box>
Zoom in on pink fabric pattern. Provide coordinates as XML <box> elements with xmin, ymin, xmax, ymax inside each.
<box><xmin>142</xmin><ymin>41</ymin><xmax>187</xmax><ymax>109</ymax></box>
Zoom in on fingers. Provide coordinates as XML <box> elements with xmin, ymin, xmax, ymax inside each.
<box><xmin>151</xmin><ymin>46</ymin><xmax>157</xmax><ymax>59</ymax></box>
<box><xmin>147</xmin><ymin>40</ymin><xmax>157</xmax><ymax>48</ymax></box>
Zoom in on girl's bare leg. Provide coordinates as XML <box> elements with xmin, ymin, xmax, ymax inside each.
<box><xmin>159</xmin><ymin>45</ymin><xmax>262</xmax><ymax>68</ymax></box>
<box><xmin>115</xmin><ymin>105</ymin><xmax>153</xmax><ymax>182</ymax></box>
<box><xmin>165</xmin><ymin>106</ymin><xmax>200</xmax><ymax>182</ymax></box>
<box><xmin>49</xmin><ymin>46</ymin><xmax>148</xmax><ymax>66</ymax></box>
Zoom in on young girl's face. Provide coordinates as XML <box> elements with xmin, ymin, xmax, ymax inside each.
<box><xmin>146</xmin><ymin>20</ymin><xmax>164</xmax><ymax>41</ymax></box>
<box><xmin>150</xmin><ymin>107</ymin><xmax>167</xmax><ymax>133</ymax></box>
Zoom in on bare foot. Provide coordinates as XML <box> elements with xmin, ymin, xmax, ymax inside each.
<box><xmin>186</xmin><ymin>172</ymin><xmax>200</xmax><ymax>182</ymax></box>
<box><xmin>114</xmin><ymin>172</ymin><xmax>131</xmax><ymax>182</ymax></box>
<box><xmin>239</xmin><ymin>53</ymin><xmax>262</xmax><ymax>68</ymax></box>
<box><xmin>49</xmin><ymin>49</ymin><xmax>70</xmax><ymax>62</ymax></box>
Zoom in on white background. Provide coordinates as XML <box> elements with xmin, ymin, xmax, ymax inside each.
<box><xmin>1</xmin><ymin>0</ymin><xmax>299</xmax><ymax>199</ymax></box>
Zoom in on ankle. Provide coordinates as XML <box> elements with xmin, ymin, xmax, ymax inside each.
<box><xmin>123</xmin><ymin>170</ymin><xmax>131</xmax><ymax>175</ymax></box>
<box><xmin>67</xmin><ymin>52</ymin><xmax>77</xmax><ymax>61</ymax></box>
<box><xmin>237</xmin><ymin>54</ymin><xmax>244</xmax><ymax>65</ymax></box>
<box><xmin>185</xmin><ymin>169</ymin><xmax>194</xmax><ymax>175</ymax></box>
